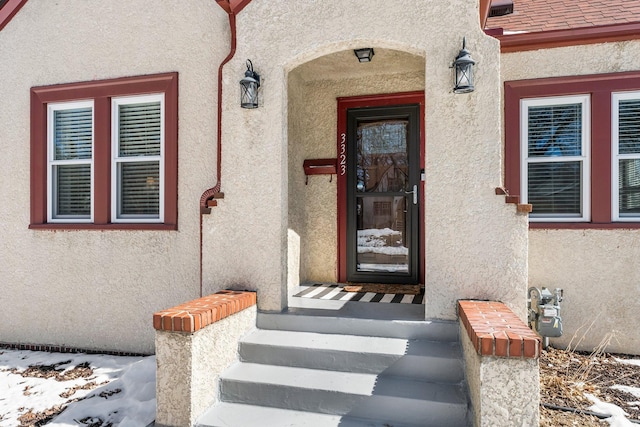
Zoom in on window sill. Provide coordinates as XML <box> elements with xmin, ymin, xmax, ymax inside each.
<box><xmin>29</xmin><ymin>223</ymin><xmax>177</xmax><ymax>231</ymax></box>
<box><xmin>529</xmin><ymin>222</ymin><xmax>640</xmax><ymax>230</ymax></box>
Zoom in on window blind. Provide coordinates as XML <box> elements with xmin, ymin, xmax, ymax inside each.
<box><xmin>526</xmin><ymin>102</ymin><xmax>584</xmax><ymax>217</ymax></box>
<box><xmin>50</xmin><ymin>106</ymin><xmax>93</xmax><ymax>219</ymax></box>
<box><xmin>54</xmin><ymin>108</ymin><xmax>92</xmax><ymax>160</ymax></box>
<box><xmin>618</xmin><ymin>99</ymin><xmax>640</xmax><ymax>215</ymax></box>
<box><xmin>528</xmin><ymin>162</ymin><xmax>581</xmax><ymax>214</ymax></box>
<box><xmin>115</xmin><ymin>99</ymin><xmax>162</xmax><ymax>219</ymax></box>
<box><xmin>55</xmin><ymin>164</ymin><xmax>91</xmax><ymax>216</ymax></box>
<box><xmin>528</xmin><ymin>104</ymin><xmax>581</xmax><ymax>157</ymax></box>
<box><xmin>118</xmin><ymin>102</ymin><xmax>161</xmax><ymax>157</ymax></box>
<box><xmin>618</xmin><ymin>99</ymin><xmax>640</xmax><ymax>155</ymax></box>
<box><xmin>118</xmin><ymin>162</ymin><xmax>160</xmax><ymax>215</ymax></box>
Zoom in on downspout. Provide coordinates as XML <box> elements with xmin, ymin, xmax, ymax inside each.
<box><xmin>200</xmin><ymin>0</ymin><xmax>237</xmax><ymax>213</ymax></box>
<box><xmin>199</xmin><ymin>0</ymin><xmax>252</xmax><ymax>296</ymax></box>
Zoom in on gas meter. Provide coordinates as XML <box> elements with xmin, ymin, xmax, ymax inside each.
<box><xmin>528</xmin><ymin>287</ymin><xmax>563</xmax><ymax>348</ymax></box>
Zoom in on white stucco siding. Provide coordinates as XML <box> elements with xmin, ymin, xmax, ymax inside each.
<box><xmin>0</xmin><ymin>0</ymin><xmax>228</xmax><ymax>353</ymax></box>
<box><xmin>502</xmin><ymin>40</ymin><xmax>640</xmax><ymax>354</ymax></box>
<box><xmin>501</xmin><ymin>40</ymin><xmax>640</xmax><ymax>81</ymax></box>
<box><xmin>529</xmin><ymin>230</ymin><xmax>640</xmax><ymax>354</ymax></box>
<box><xmin>201</xmin><ymin>0</ymin><xmax>528</xmax><ymax>318</ymax></box>
<box><xmin>424</xmin><ymin>31</ymin><xmax>529</xmax><ymax>319</ymax></box>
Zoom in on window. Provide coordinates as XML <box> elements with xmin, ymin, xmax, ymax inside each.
<box><xmin>612</xmin><ymin>92</ymin><xmax>640</xmax><ymax>221</ymax></box>
<box><xmin>112</xmin><ymin>95</ymin><xmax>164</xmax><ymax>223</ymax></box>
<box><xmin>521</xmin><ymin>96</ymin><xmax>590</xmax><ymax>221</ymax></box>
<box><xmin>505</xmin><ymin>71</ymin><xmax>640</xmax><ymax>228</ymax></box>
<box><xmin>47</xmin><ymin>101</ymin><xmax>94</xmax><ymax>222</ymax></box>
<box><xmin>31</xmin><ymin>73</ymin><xmax>178</xmax><ymax>230</ymax></box>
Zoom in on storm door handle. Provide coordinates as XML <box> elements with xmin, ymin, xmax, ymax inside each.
<box><xmin>405</xmin><ymin>184</ymin><xmax>418</xmax><ymax>205</ymax></box>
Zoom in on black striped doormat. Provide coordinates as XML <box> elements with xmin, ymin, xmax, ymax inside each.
<box><xmin>293</xmin><ymin>283</ymin><xmax>424</xmax><ymax>304</ymax></box>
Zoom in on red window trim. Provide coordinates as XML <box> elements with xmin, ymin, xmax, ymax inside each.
<box><xmin>505</xmin><ymin>70</ymin><xmax>640</xmax><ymax>229</ymax></box>
<box><xmin>30</xmin><ymin>72</ymin><xmax>178</xmax><ymax>230</ymax></box>
<box><xmin>0</xmin><ymin>0</ymin><xmax>27</xmax><ymax>32</ymax></box>
<box><xmin>495</xmin><ymin>22</ymin><xmax>640</xmax><ymax>53</ymax></box>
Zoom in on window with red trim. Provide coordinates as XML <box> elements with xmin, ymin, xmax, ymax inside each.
<box><xmin>505</xmin><ymin>71</ymin><xmax>640</xmax><ymax>228</ymax></box>
<box><xmin>30</xmin><ymin>73</ymin><xmax>178</xmax><ymax>230</ymax></box>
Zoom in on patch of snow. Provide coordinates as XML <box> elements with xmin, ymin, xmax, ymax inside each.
<box><xmin>357</xmin><ymin>245</ymin><xmax>408</xmax><ymax>256</ymax></box>
<box><xmin>615</xmin><ymin>358</ymin><xmax>640</xmax><ymax>368</ymax></box>
<box><xmin>357</xmin><ymin>263</ymin><xmax>409</xmax><ymax>273</ymax></box>
<box><xmin>357</xmin><ymin>228</ymin><xmax>401</xmax><ymax>238</ymax></box>
<box><xmin>0</xmin><ymin>349</ymin><xmax>155</xmax><ymax>427</ymax></box>
<box><xmin>611</xmin><ymin>385</ymin><xmax>640</xmax><ymax>400</ymax></box>
<box><xmin>586</xmin><ymin>393</ymin><xmax>635</xmax><ymax>427</ymax></box>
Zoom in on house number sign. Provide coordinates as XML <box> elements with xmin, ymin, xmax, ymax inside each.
<box><xmin>340</xmin><ymin>132</ymin><xmax>346</xmax><ymax>176</ymax></box>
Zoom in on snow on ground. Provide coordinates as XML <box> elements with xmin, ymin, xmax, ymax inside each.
<box><xmin>1</xmin><ymin>348</ymin><xmax>638</xmax><ymax>426</ymax></box>
<box><xmin>0</xmin><ymin>348</ymin><xmax>155</xmax><ymax>427</ymax></box>
<box><xmin>612</xmin><ymin>385</ymin><xmax>640</xmax><ymax>400</ymax></box>
<box><xmin>587</xmin><ymin>393</ymin><xmax>636</xmax><ymax>427</ymax></box>
<box><xmin>616</xmin><ymin>357</ymin><xmax>640</xmax><ymax>368</ymax></box>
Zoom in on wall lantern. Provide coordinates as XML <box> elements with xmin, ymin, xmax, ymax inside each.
<box><xmin>451</xmin><ymin>38</ymin><xmax>475</xmax><ymax>94</ymax></box>
<box><xmin>353</xmin><ymin>48</ymin><xmax>375</xmax><ymax>63</ymax></box>
<box><xmin>240</xmin><ymin>59</ymin><xmax>261</xmax><ymax>109</ymax></box>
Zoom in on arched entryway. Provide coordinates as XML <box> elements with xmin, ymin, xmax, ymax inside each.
<box><xmin>286</xmin><ymin>47</ymin><xmax>426</xmax><ymax>296</ymax></box>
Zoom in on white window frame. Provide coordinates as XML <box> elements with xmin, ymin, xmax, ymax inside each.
<box><xmin>111</xmin><ymin>94</ymin><xmax>165</xmax><ymax>223</ymax></box>
<box><xmin>520</xmin><ymin>95</ymin><xmax>591</xmax><ymax>222</ymax></box>
<box><xmin>47</xmin><ymin>100</ymin><xmax>95</xmax><ymax>223</ymax></box>
<box><xmin>612</xmin><ymin>91</ymin><xmax>640</xmax><ymax>221</ymax></box>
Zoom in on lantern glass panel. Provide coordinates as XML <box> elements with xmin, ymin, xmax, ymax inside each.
<box><xmin>240</xmin><ymin>79</ymin><xmax>259</xmax><ymax>109</ymax></box>
<box><xmin>455</xmin><ymin>63</ymin><xmax>474</xmax><ymax>93</ymax></box>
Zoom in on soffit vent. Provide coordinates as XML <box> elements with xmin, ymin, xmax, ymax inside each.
<box><xmin>489</xmin><ymin>0</ymin><xmax>514</xmax><ymax>17</ymax></box>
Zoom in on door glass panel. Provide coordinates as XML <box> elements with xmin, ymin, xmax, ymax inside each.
<box><xmin>356</xmin><ymin>196</ymin><xmax>409</xmax><ymax>273</ymax></box>
<box><xmin>357</xmin><ymin>120</ymin><xmax>409</xmax><ymax>192</ymax></box>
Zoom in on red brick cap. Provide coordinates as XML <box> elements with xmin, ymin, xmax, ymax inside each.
<box><xmin>153</xmin><ymin>290</ymin><xmax>257</xmax><ymax>333</ymax></box>
<box><xmin>458</xmin><ymin>300</ymin><xmax>541</xmax><ymax>359</ymax></box>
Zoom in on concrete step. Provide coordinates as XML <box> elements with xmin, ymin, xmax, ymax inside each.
<box><xmin>217</xmin><ymin>362</ymin><xmax>469</xmax><ymax>427</ymax></box>
<box><xmin>257</xmin><ymin>311</ymin><xmax>458</xmax><ymax>341</ymax></box>
<box><xmin>239</xmin><ymin>329</ymin><xmax>464</xmax><ymax>382</ymax></box>
<box><xmin>196</xmin><ymin>307</ymin><xmax>470</xmax><ymax>426</ymax></box>
<box><xmin>196</xmin><ymin>402</ymin><xmax>448</xmax><ymax>427</ymax></box>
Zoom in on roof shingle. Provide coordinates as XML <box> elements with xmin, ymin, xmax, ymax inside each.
<box><xmin>486</xmin><ymin>0</ymin><xmax>640</xmax><ymax>33</ymax></box>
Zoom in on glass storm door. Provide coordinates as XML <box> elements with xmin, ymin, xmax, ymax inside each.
<box><xmin>346</xmin><ymin>105</ymin><xmax>420</xmax><ymax>284</ymax></box>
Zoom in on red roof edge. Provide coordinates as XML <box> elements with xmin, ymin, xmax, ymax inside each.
<box><xmin>479</xmin><ymin>0</ymin><xmax>492</xmax><ymax>30</ymax></box>
<box><xmin>497</xmin><ymin>21</ymin><xmax>640</xmax><ymax>53</ymax></box>
<box><xmin>0</xmin><ymin>0</ymin><xmax>27</xmax><ymax>32</ymax></box>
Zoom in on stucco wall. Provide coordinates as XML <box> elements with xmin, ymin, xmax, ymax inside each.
<box><xmin>0</xmin><ymin>0</ymin><xmax>227</xmax><ymax>353</ymax></box>
<box><xmin>155</xmin><ymin>305</ymin><xmax>256</xmax><ymax>427</ymax></box>
<box><xmin>502</xmin><ymin>40</ymin><xmax>640</xmax><ymax>354</ymax></box>
<box><xmin>200</xmin><ymin>0</ymin><xmax>528</xmax><ymax>318</ymax></box>
<box><xmin>460</xmin><ymin>320</ymin><xmax>540</xmax><ymax>427</ymax></box>
<box><xmin>529</xmin><ymin>230</ymin><xmax>640</xmax><ymax>354</ymax></box>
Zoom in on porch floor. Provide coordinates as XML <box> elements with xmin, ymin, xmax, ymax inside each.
<box><xmin>287</xmin><ymin>283</ymin><xmax>425</xmax><ymax>322</ymax></box>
